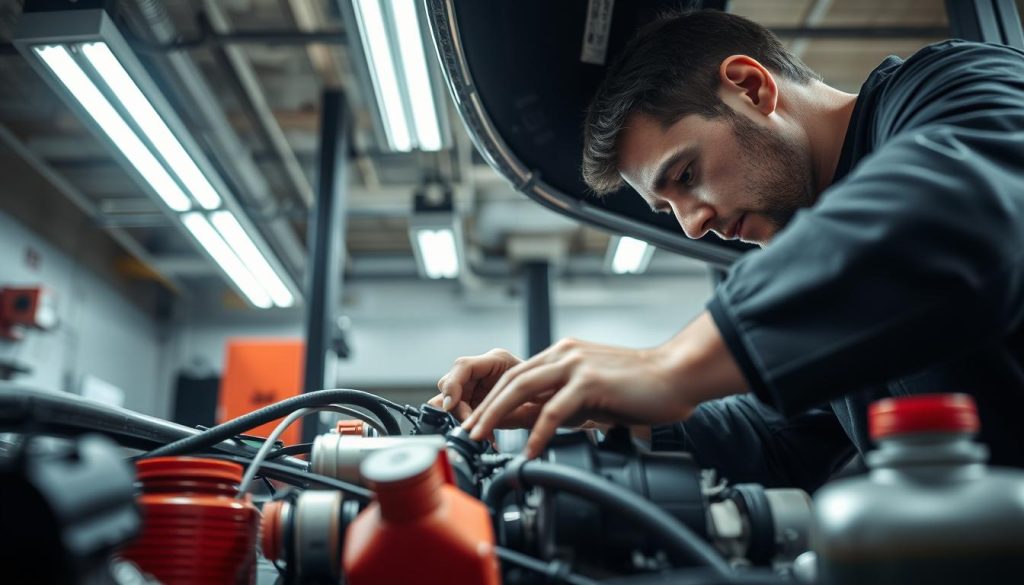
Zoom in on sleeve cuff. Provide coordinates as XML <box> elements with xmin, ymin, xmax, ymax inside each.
<box><xmin>650</xmin><ymin>423</ymin><xmax>687</xmax><ymax>452</ymax></box>
<box><xmin>707</xmin><ymin>295</ymin><xmax>782</xmax><ymax>412</ymax></box>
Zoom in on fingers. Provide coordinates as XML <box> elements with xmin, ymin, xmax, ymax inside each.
<box><xmin>463</xmin><ymin>342</ymin><xmax>572</xmax><ymax>430</ymax></box>
<box><xmin>438</xmin><ymin>364</ymin><xmax>470</xmax><ymax>410</ymax></box>
<box><xmin>437</xmin><ymin>349</ymin><xmax>519</xmax><ymax>412</ymax></box>
<box><xmin>524</xmin><ymin>384</ymin><xmax>584</xmax><ymax>458</ymax></box>
<box><xmin>451</xmin><ymin>401</ymin><xmax>474</xmax><ymax>422</ymax></box>
<box><xmin>427</xmin><ymin>393</ymin><xmax>479</xmax><ymax>422</ymax></box>
<box><xmin>467</xmin><ymin>362</ymin><xmax>568</xmax><ymax>440</ymax></box>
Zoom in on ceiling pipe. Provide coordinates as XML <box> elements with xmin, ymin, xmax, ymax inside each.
<box><xmin>789</xmin><ymin>0</ymin><xmax>836</xmax><ymax>59</ymax></box>
<box><xmin>200</xmin><ymin>0</ymin><xmax>316</xmax><ymax>209</ymax></box>
<box><xmin>283</xmin><ymin>0</ymin><xmax>383</xmax><ymax>191</ymax></box>
<box><xmin>120</xmin><ymin>0</ymin><xmax>307</xmax><ymax>279</ymax></box>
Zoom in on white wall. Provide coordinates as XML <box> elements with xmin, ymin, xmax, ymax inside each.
<box><xmin>0</xmin><ymin>210</ymin><xmax>169</xmax><ymax>415</ymax></box>
<box><xmin>0</xmin><ymin>200</ymin><xmax>715</xmax><ymax>418</ymax></box>
<box><xmin>171</xmin><ymin>274</ymin><xmax>714</xmax><ymax>397</ymax></box>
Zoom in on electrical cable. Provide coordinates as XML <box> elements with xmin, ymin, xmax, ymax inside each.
<box><xmin>206</xmin><ymin>454</ymin><xmax>373</xmax><ymax>501</ymax></box>
<box><xmin>376</xmin><ymin>398</ymin><xmax>420</xmax><ymax>424</ymax></box>
<box><xmin>485</xmin><ymin>460</ymin><xmax>732</xmax><ymax>577</ymax></box>
<box><xmin>267</xmin><ymin>443</ymin><xmax>314</xmax><ymax>460</ymax></box>
<box><xmin>142</xmin><ymin>389</ymin><xmax>402</xmax><ymax>458</ymax></box>
<box><xmin>494</xmin><ymin>546</ymin><xmax>600</xmax><ymax>585</ymax></box>
<box><xmin>261</xmin><ymin>476</ymin><xmax>276</xmax><ymax>496</ymax></box>
<box><xmin>238</xmin><ymin>407</ymin><xmax>352</xmax><ymax>496</ymax></box>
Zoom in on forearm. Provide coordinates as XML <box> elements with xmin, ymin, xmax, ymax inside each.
<box><xmin>660</xmin><ymin>311</ymin><xmax>748</xmax><ymax>413</ymax></box>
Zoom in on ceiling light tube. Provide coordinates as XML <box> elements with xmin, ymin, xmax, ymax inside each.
<box><xmin>181</xmin><ymin>212</ymin><xmax>272</xmax><ymax>308</ymax></box>
<box><xmin>80</xmin><ymin>42</ymin><xmax>222</xmax><ymax>210</ymax></box>
<box><xmin>415</xmin><ymin>228</ymin><xmax>459</xmax><ymax>278</ymax></box>
<box><xmin>210</xmin><ymin>211</ymin><xmax>294</xmax><ymax>308</ymax></box>
<box><xmin>353</xmin><ymin>0</ymin><xmax>412</xmax><ymax>151</ymax></box>
<box><xmin>610</xmin><ymin>236</ymin><xmax>655</xmax><ymax>274</ymax></box>
<box><xmin>392</xmin><ymin>0</ymin><xmax>442</xmax><ymax>151</ymax></box>
<box><xmin>33</xmin><ymin>45</ymin><xmax>191</xmax><ymax>212</ymax></box>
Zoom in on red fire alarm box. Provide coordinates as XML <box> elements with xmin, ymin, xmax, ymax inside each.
<box><xmin>0</xmin><ymin>287</ymin><xmax>58</xmax><ymax>340</ymax></box>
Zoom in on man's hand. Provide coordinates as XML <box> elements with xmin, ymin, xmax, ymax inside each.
<box><xmin>460</xmin><ymin>312</ymin><xmax>747</xmax><ymax>458</ymax></box>
<box><xmin>461</xmin><ymin>339</ymin><xmax>692</xmax><ymax>458</ymax></box>
<box><xmin>428</xmin><ymin>348</ymin><xmax>524</xmax><ymax>423</ymax></box>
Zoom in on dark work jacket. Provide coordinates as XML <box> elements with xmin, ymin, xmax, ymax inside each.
<box><xmin>652</xmin><ymin>40</ymin><xmax>1024</xmax><ymax>493</ymax></box>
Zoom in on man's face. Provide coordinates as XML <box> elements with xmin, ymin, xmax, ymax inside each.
<box><xmin>617</xmin><ymin>108</ymin><xmax>816</xmax><ymax>246</ymax></box>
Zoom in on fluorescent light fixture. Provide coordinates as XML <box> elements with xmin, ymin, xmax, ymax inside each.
<box><xmin>352</xmin><ymin>0</ymin><xmax>443</xmax><ymax>152</ymax></box>
<box><xmin>80</xmin><ymin>42</ymin><xmax>222</xmax><ymax>209</ymax></box>
<box><xmin>414</xmin><ymin>228</ymin><xmax>459</xmax><ymax>278</ymax></box>
<box><xmin>392</xmin><ymin>0</ymin><xmax>442</xmax><ymax>151</ymax></box>
<box><xmin>18</xmin><ymin>10</ymin><xmax>302</xmax><ymax>310</ymax></box>
<box><xmin>33</xmin><ymin>45</ymin><xmax>192</xmax><ymax>212</ymax></box>
<box><xmin>210</xmin><ymin>211</ymin><xmax>294</xmax><ymax>308</ymax></box>
<box><xmin>353</xmin><ymin>0</ymin><xmax>412</xmax><ymax>151</ymax></box>
<box><xmin>182</xmin><ymin>213</ymin><xmax>272</xmax><ymax>308</ymax></box>
<box><xmin>609</xmin><ymin>236</ymin><xmax>655</xmax><ymax>274</ymax></box>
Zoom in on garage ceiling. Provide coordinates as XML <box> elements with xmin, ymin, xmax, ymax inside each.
<box><xmin>0</xmin><ymin>0</ymin><xmax>1019</xmax><ymax>312</ymax></box>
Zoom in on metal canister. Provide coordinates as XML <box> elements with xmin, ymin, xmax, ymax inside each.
<box><xmin>813</xmin><ymin>394</ymin><xmax>1024</xmax><ymax>584</ymax></box>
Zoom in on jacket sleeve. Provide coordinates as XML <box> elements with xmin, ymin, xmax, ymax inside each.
<box><xmin>652</xmin><ymin>394</ymin><xmax>855</xmax><ymax>492</ymax></box>
<box><xmin>711</xmin><ymin>91</ymin><xmax>1024</xmax><ymax>416</ymax></box>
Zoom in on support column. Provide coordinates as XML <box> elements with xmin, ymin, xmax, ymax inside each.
<box><xmin>302</xmin><ymin>90</ymin><xmax>349</xmax><ymax>443</ymax></box>
<box><xmin>523</xmin><ymin>260</ymin><xmax>552</xmax><ymax>356</ymax></box>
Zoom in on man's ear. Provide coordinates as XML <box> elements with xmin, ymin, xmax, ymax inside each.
<box><xmin>718</xmin><ymin>55</ymin><xmax>778</xmax><ymax>116</ymax></box>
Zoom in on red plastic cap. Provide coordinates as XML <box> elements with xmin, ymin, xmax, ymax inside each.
<box><xmin>136</xmin><ymin>457</ymin><xmax>243</xmax><ymax>483</ymax></box>
<box><xmin>869</xmin><ymin>393</ymin><xmax>980</xmax><ymax>440</ymax></box>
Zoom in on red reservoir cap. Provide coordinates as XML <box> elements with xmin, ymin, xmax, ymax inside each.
<box><xmin>869</xmin><ymin>393</ymin><xmax>980</xmax><ymax>440</ymax></box>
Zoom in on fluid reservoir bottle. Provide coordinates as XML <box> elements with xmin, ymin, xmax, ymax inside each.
<box><xmin>813</xmin><ymin>394</ymin><xmax>1024</xmax><ymax>584</ymax></box>
<box><xmin>119</xmin><ymin>457</ymin><xmax>260</xmax><ymax>585</ymax></box>
<box><xmin>343</xmin><ymin>444</ymin><xmax>501</xmax><ymax>585</ymax></box>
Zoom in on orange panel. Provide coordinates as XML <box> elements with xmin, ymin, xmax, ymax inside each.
<box><xmin>220</xmin><ymin>339</ymin><xmax>305</xmax><ymax>446</ymax></box>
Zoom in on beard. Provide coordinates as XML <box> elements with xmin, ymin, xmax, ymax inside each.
<box><xmin>727</xmin><ymin>111</ymin><xmax>817</xmax><ymax>232</ymax></box>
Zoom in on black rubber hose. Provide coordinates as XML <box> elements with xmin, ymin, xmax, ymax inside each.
<box><xmin>0</xmin><ymin>386</ymin><xmax>297</xmax><ymax>469</ymax></box>
<box><xmin>143</xmin><ymin>389</ymin><xmax>402</xmax><ymax>458</ymax></box>
<box><xmin>494</xmin><ymin>546</ymin><xmax>600</xmax><ymax>585</ymax></box>
<box><xmin>208</xmin><ymin>454</ymin><xmax>373</xmax><ymax>501</ymax></box>
<box><xmin>486</xmin><ymin>460</ymin><xmax>732</xmax><ymax>577</ymax></box>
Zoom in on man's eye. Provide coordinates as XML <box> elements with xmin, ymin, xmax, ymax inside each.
<box><xmin>676</xmin><ymin>165</ymin><xmax>694</xmax><ymax>186</ymax></box>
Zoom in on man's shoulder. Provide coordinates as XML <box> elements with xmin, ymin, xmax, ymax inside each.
<box><xmin>901</xmin><ymin>39</ymin><xmax>1024</xmax><ymax>70</ymax></box>
<box><xmin>864</xmin><ymin>39</ymin><xmax>1024</xmax><ymax>140</ymax></box>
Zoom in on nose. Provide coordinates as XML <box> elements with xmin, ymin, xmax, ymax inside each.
<box><xmin>671</xmin><ymin>200</ymin><xmax>715</xmax><ymax>239</ymax></box>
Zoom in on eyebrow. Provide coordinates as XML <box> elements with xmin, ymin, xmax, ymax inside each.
<box><xmin>650</xmin><ymin>146</ymin><xmax>697</xmax><ymax>195</ymax></box>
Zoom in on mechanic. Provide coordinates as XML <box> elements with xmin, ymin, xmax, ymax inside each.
<box><xmin>430</xmin><ymin>9</ymin><xmax>1024</xmax><ymax>492</ymax></box>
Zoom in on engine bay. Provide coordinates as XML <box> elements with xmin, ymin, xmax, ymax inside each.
<box><xmin>0</xmin><ymin>386</ymin><xmax>817</xmax><ymax>585</ymax></box>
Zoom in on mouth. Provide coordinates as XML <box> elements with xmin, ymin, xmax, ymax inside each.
<box><xmin>724</xmin><ymin>213</ymin><xmax>746</xmax><ymax>240</ymax></box>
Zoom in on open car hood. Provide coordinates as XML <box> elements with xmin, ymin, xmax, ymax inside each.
<box><xmin>424</xmin><ymin>0</ymin><xmax>753</xmax><ymax>267</ymax></box>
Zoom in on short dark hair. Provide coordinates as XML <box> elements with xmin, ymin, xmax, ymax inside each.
<box><xmin>582</xmin><ymin>10</ymin><xmax>821</xmax><ymax>195</ymax></box>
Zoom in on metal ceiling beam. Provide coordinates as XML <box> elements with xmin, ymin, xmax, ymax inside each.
<box><xmin>131</xmin><ymin>29</ymin><xmax>347</xmax><ymax>51</ymax></box>
<box><xmin>284</xmin><ymin>0</ymin><xmax>345</xmax><ymax>88</ymax></box>
<box><xmin>788</xmin><ymin>0</ymin><xmax>835</xmax><ymax>59</ymax></box>
<box><xmin>771</xmin><ymin>26</ymin><xmax>950</xmax><ymax>39</ymax></box>
<box><xmin>201</xmin><ymin>0</ymin><xmax>317</xmax><ymax>209</ymax></box>
<box><xmin>0</xmin><ymin>123</ymin><xmax>184</xmax><ymax>293</ymax></box>
<box><xmin>945</xmin><ymin>0</ymin><xmax>1024</xmax><ymax>48</ymax></box>
<box><xmin>0</xmin><ymin>25</ymin><xmax>958</xmax><ymax>55</ymax></box>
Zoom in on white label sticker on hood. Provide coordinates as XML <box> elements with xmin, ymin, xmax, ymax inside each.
<box><xmin>581</xmin><ymin>0</ymin><xmax>615</xmax><ymax>65</ymax></box>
